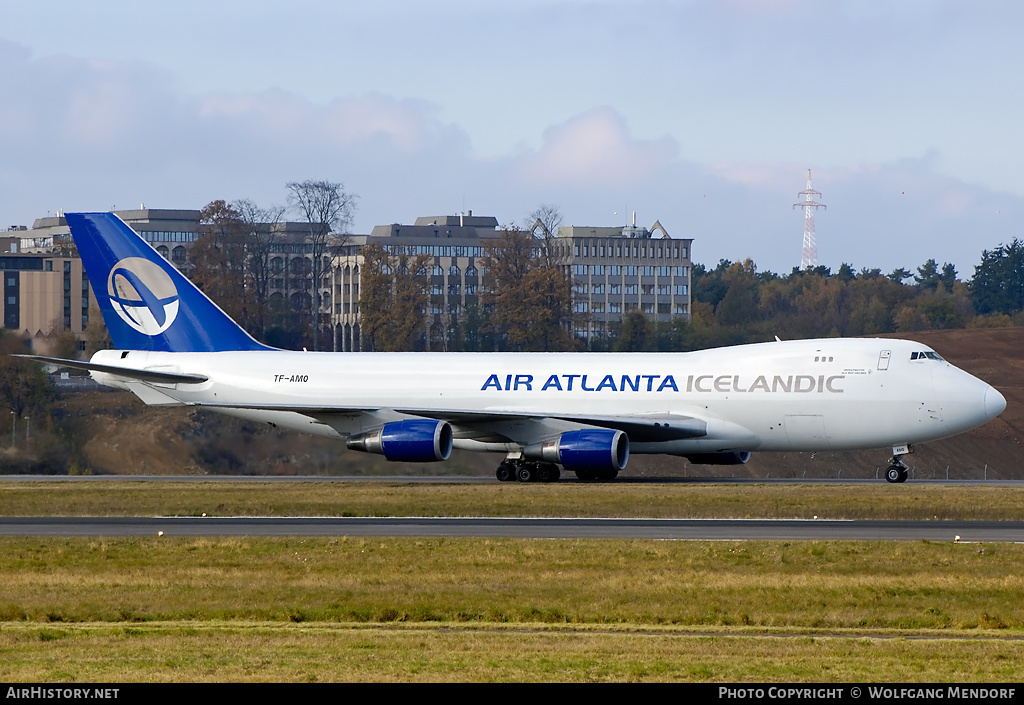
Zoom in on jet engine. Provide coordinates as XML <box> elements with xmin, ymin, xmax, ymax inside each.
<box><xmin>346</xmin><ymin>419</ymin><xmax>453</xmax><ymax>462</ymax></box>
<box><xmin>684</xmin><ymin>451</ymin><xmax>751</xmax><ymax>465</ymax></box>
<box><xmin>524</xmin><ymin>428</ymin><xmax>629</xmax><ymax>473</ymax></box>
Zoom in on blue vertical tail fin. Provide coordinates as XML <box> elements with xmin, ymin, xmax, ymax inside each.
<box><xmin>66</xmin><ymin>212</ymin><xmax>271</xmax><ymax>352</ymax></box>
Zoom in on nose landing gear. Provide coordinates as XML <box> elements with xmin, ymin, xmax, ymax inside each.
<box><xmin>885</xmin><ymin>455</ymin><xmax>910</xmax><ymax>483</ymax></box>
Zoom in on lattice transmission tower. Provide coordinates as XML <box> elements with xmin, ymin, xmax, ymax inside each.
<box><xmin>793</xmin><ymin>169</ymin><xmax>826</xmax><ymax>270</ymax></box>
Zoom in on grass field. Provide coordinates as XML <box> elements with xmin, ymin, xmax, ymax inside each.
<box><xmin>1</xmin><ymin>481</ymin><xmax>1023</xmax><ymax>682</ymax></box>
<box><xmin>2</xmin><ymin>480</ymin><xmax>1024</xmax><ymax>520</ymax></box>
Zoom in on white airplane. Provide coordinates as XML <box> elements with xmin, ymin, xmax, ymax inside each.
<box><xmin>23</xmin><ymin>212</ymin><xmax>1006</xmax><ymax>483</ymax></box>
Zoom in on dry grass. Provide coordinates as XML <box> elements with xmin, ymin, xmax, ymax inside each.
<box><xmin>3</xmin><ymin>481</ymin><xmax>1023</xmax><ymax>681</ymax></box>
<box><xmin>2</xmin><ymin>623</ymin><xmax>1023</xmax><ymax>682</ymax></box>
<box><xmin>1</xmin><ymin>537</ymin><xmax>1022</xmax><ymax>630</ymax></box>
<box><xmin>2</xmin><ymin>480</ymin><xmax>1024</xmax><ymax>520</ymax></box>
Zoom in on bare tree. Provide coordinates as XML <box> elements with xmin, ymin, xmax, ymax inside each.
<box><xmin>527</xmin><ymin>203</ymin><xmax>564</xmax><ymax>267</ymax></box>
<box><xmin>285</xmin><ymin>180</ymin><xmax>358</xmax><ymax>350</ymax></box>
<box><xmin>233</xmin><ymin>198</ymin><xmax>286</xmax><ymax>342</ymax></box>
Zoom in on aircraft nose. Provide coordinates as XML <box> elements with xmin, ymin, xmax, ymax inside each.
<box><xmin>985</xmin><ymin>386</ymin><xmax>1007</xmax><ymax>420</ymax></box>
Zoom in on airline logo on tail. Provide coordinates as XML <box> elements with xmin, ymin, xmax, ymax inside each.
<box><xmin>107</xmin><ymin>257</ymin><xmax>180</xmax><ymax>335</ymax></box>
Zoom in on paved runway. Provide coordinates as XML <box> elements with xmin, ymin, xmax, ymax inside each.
<box><xmin>3</xmin><ymin>516</ymin><xmax>1024</xmax><ymax>541</ymax></box>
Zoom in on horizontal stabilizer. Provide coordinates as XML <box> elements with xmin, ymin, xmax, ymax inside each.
<box><xmin>14</xmin><ymin>355</ymin><xmax>209</xmax><ymax>385</ymax></box>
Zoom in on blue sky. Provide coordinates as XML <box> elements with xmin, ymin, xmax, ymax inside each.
<box><xmin>1</xmin><ymin>0</ymin><xmax>1022</xmax><ymax>276</ymax></box>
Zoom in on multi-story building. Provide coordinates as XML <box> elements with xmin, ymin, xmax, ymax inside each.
<box><xmin>7</xmin><ymin>206</ymin><xmax>692</xmax><ymax>353</ymax></box>
<box><xmin>330</xmin><ymin>212</ymin><xmax>497</xmax><ymax>351</ymax></box>
<box><xmin>549</xmin><ymin>219</ymin><xmax>692</xmax><ymax>342</ymax></box>
<box><xmin>25</xmin><ymin>208</ymin><xmax>203</xmax><ymax>263</ymax></box>
<box><xmin>330</xmin><ymin>212</ymin><xmax>692</xmax><ymax>350</ymax></box>
<box><xmin>0</xmin><ymin>250</ymin><xmax>93</xmax><ymax>351</ymax></box>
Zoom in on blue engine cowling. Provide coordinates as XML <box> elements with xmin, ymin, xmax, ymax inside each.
<box><xmin>524</xmin><ymin>429</ymin><xmax>629</xmax><ymax>472</ymax></box>
<box><xmin>684</xmin><ymin>451</ymin><xmax>751</xmax><ymax>465</ymax></box>
<box><xmin>346</xmin><ymin>419</ymin><xmax>453</xmax><ymax>462</ymax></box>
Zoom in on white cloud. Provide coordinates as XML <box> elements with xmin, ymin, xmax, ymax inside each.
<box><xmin>514</xmin><ymin>108</ymin><xmax>678</xmax><ymax>189</ymax></box>
<box><xmin>2</xmin><ymin>37</ymin><xmax>1022</xmax><ymax>278</ymax></box>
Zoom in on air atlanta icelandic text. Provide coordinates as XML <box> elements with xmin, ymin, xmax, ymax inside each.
<box><xmin>481</xmin><ymin>373</ymin><xmax>846</xmax><ymax>393</ymax></box>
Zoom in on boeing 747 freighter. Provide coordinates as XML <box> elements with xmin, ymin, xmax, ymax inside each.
<box><xmin>21</xmin><ymin>213</ymin><xmax>1006</xmax><ymax>483</ymax></box>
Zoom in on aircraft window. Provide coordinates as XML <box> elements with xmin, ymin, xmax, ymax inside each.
<box><xmin>911</xmin><ymin>352</ymin><xmax>919</xmax><ymax>360</ymax></box>
<box><xmin>925</xmin><ymin>351</ymin><xmax>943</xmax><ymax>361</ymax></box>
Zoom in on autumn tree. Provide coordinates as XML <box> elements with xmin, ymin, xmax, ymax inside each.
<box><xmin>481</xmin><ymin>227</ymin><xmax>578</xmax><ymax>351</ymax></box>
<box><xmin>358</xmin><ymin>244</ymin><xmax>430</xmax><ymax>351</ymax></box>
<box><xmin>286</xmin><ymin>180</ymin><xmax>357</xmax><ymax>350</ymax></box>
<box><xmin>190</xmin><ymin>200</ymin><xmax>249</xmax><ymax>327</ymax></box>
<box><xmin>0</xmin><ymin>333</ymin><xmax>53</xmax><ymax>420</ymax></box>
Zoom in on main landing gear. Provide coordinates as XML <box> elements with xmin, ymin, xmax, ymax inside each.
<box><xmin>496</xmin><ymin>458</ymin><xmax>561</xmax><ymax>483</ymax></box>
<box><xmin>495</xmin><ymin>456</ymin><xmax>619</xmax><ymax>482</ymax></box>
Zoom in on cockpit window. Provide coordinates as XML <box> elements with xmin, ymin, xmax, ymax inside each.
<box><xmin>910</xmin><ymin>351</ymin><xmax>944</xmax><ymax>361</ymax></box>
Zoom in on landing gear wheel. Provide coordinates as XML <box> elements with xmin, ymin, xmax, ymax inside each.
<box><xmin>516</xmin><ymin>463</ymin><xmax>536</xmax><ymax>483</ymax></box>
<box><xmin>885</xmin><ymin>454</ymin><xmax>910</xmax><ymax>484</ymax></box>
<box><xmin>536</xmin><ymin>462</ymin><xmax>560</xmax><ymax>483</ymax></box>
<box><xmin>496</xmin><ymin>462</ymin><xmax>515</xmax><ymax>482</ymax></box>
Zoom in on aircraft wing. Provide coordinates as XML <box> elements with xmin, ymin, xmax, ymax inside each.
<box><xmin>190</xmin><ymin>401</ymin><xmax>709</xmax><ymax>445</ymax></box>
<box><xmin>398</xmin><ymin>408</ymin><xmax>708</xmax><ymax>443</ymax></box>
